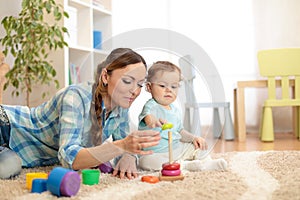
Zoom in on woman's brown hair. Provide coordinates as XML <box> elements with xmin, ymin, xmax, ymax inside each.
<box><xmin>90</xmin><ymin>48</ymin><xmax>147</xmax><ymax>145</ymax></box>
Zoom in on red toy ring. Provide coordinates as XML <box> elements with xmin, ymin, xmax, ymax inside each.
<box><xmin>161</xmin><ymin>169</ymin><xmax>181</xmax><ymax>176</ymax></box>
<box><xmin>162</xmin><ymin>162</ymin><xmax>180</xmax><ymax>170</ymax></box>
<box><xmin>141</xmin><ymin>176</ymin><xmax>160</xmax><ymax>184</ymax></box>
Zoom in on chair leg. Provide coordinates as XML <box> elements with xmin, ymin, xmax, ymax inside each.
<box><xmin>213</xmin><ymin>107</ymin><xmax>222</xmax><ymax>138</ymax></box>
<box><xmin>259</xmin><ymin>108</ymin><xmax>264</xmax><ymax>139</ymax></box>
<box><xmin>224</xmin><ymin>105</ymin><xmax>235</xmax><ymax>140</ymax></box>
<box><xmin>261</xmin><ymin>106</ymin><xmax>274</xmax><ymax>142</ymax></box>
<box><xmin>184</xmin><ymin>108</ymin><xmax>191</xmax><ymax>132</ymax></box>
<box><xmin>192</xmin><ymin>108</ymin><xmax>201</xmax><ymax>137</ymax></box>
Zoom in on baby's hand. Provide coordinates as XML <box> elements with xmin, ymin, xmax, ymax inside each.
<box><xmin>145</xmin><ymin>115</ymin><xmax>166</xmax><ymax>128</ymax></box>
<box><xmin>158</xmin><ymin>119</ymin><xmax>168</xmax><ymax>128</ymax></box>
<box><xmin>193</xmin><ymin>137</ymin><xmax>208</xmax><ymax>150</ymax></box>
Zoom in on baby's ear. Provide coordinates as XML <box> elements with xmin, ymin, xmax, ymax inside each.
<box><xmin>145</xmin><ymin>83</ymin><xmax>151</xmax><ymax>92</ymax></box>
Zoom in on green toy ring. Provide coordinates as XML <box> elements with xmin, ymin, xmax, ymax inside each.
<box><xmin>162</xmin><ymin>123</ymin><xmax>173</xmax><ymax>130</ymax></box>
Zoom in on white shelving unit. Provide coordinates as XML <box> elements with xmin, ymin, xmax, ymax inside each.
<box><xmin>0</xmin><ymin>0</ymin><xmax>111</xmax><ymax>106</ymax></box>
<box><xmin>63</xmin><ymin>0</ymin><xmax>112</xmax><ymax>86</ymax></box>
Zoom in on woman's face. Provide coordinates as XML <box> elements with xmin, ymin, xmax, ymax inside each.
<box><xmin>106</xmin><ymin>62</ymin><xmax>146</xmax><ymax>109</ymax></box>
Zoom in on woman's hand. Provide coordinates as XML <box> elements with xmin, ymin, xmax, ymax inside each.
<box><xmin>114</xmin><ymin>130</ymin><xmax>161</xmax><ymax>155</ymax></box>
<box><xmin>112</xmin><ymin>153</ymin><xmax>137</xmax><ymax>179</ymax></box>
<box><xmin>112</xmin><ymin>130</ymin><xmax>160</xmax><ymax>179</ymax></box>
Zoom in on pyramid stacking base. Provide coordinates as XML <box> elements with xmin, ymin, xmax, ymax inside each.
<box><xmin>159</xmin><ymin>174</ymin><xmax>184</xmax><ymax>181</ymax></box>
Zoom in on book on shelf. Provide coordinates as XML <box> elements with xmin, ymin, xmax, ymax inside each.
<box><xmin>69</xmin><ymin>63</ymin><xmax>81</xmax><ymax>84</ymax></box>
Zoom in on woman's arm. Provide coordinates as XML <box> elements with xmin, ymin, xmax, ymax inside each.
<box><xmin>72</xmin><ymin>141</ymin><xmax>123</xmax><ymax>170</ymax></box>
<box><xmin>72</xmin><ymin>148</ymin><xmax>100</xmax><ymax>170</ymax></box>
<box><xmin>72</xmin><ymin>130</ymin><xmax>161</xmax><ymax>170</ymax></box>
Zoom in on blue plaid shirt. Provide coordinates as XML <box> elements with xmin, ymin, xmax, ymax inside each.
<box><xmin>3</xmin><ymin>82</ymin><xmax>129</xmax><ymax>168</ymax></box>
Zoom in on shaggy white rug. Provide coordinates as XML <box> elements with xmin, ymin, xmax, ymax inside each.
<box><xmin>1</xmin><ymin>151</ymin><xmax>300</xmax><ymax>200</ymax></box>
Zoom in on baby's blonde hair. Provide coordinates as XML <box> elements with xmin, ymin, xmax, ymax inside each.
<box><xmin>147</xmin><ymin>61</ymin><xmax>182</xmax><ymax>82</ymax></box>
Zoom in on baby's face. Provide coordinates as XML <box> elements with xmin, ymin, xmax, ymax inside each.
<box><xmin>149</xmin><ymin>71</ymin><xmax>181</xmax><ymax>108</ymax></box>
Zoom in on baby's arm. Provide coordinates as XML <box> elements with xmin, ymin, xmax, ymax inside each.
<box><xmin>180</xmin><ymin>129</ymin><xmax>207</xmax><ymax>150</ymax></box>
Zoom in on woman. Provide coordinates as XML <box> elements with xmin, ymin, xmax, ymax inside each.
<box><xmin>0</xmin><ymin>48</ymin><xmax>160</xmax><ymax>179</ymax></box>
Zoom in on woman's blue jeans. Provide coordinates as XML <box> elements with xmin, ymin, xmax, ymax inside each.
<box><xmin>0</xmin><ymin>146</ymin><xmax>22</xmax><ymax>179</ymax></box>
<box><xmin>0</xmin><ymin>108</ymin><xmax>22</xmax><ymax>179</ymax></box>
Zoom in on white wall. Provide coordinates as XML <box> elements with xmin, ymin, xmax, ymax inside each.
<box><xmin>0</xmin><ymin>0</ymin><xmax>24</xmax><ymax>105</ymax></box>
<box><xmin>112</xmin><ymin>0</ymin><xmax>300</xmax><ymax>133</ymax></box>
<box><xmin>1</xmin><ymin>0</ymin><xmax>299</xmax><ymax>132</ymax></box>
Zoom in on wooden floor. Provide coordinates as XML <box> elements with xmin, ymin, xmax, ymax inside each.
<box><xmin>212</xmin><ymin>132</ymin><xmax>300</xmax><ymax>153</ymax></box>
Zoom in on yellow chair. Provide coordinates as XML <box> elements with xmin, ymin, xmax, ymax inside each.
<box><xmin>257</xmin><ymin>48</ymin><xmax>300</xmax><ymax>141</ymax></box>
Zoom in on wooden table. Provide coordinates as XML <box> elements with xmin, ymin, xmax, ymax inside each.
<box><xmin>233</xmin><ymin>79</ymin><xmax>295</xmax><ymax>142</ymax></box>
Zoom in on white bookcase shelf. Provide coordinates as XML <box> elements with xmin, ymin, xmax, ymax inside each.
<box><xmin>63</xmin><ymin>0</ymin><xmax>111</xmax><ymax>86</ymax></box>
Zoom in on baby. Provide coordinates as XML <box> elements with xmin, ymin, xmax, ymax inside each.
<box><xmin>138</xmin><ymin>61</ymin><xmax>227</xmax><ymax>172</ymax></box>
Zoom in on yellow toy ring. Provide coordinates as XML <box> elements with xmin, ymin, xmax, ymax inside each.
<box><xmin>162</xmin><ymin>123</ymin><xmax>173</xmax><ymax>130</ymax></box>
